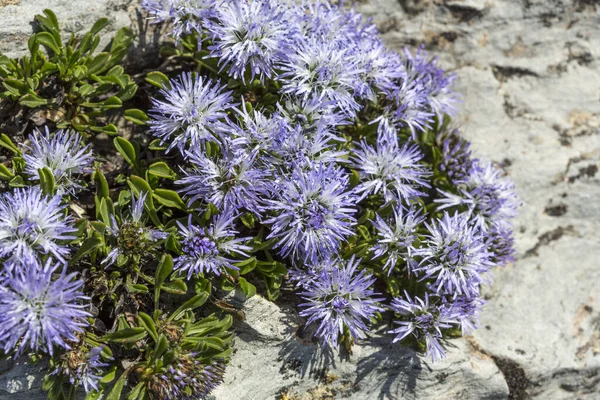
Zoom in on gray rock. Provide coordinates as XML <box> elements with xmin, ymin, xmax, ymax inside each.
<box><xmin>2</xmin><ymin>0</ymin><xmax>600</xmax><ymax>399</ymax></box>
<box><xmin>0</xmin><ymin>0</ymin><xmax>136</xmax><ymax>59</ymax></box>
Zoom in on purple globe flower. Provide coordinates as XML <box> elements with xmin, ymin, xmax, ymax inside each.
<box><xmin>353</xmin><ymin>39</ymin><xmax>404</xmax><ymax>102</ymax></box>
<box><xmin>0</xmin><ymin>186</ymin><xmax>76</xmax><ymax>265</ymax></box>
<box><xmin>177</xmin><ymin>145</ymin><xmax>270</xmax><ymax>214</ymax></box>
<box><xmin>142</xmin><ymin>0</ymin><xmax>215</xmax><ymax>40</ymax></box>
<box><xmin>148</xmin><ymin>72</ymin><xmax>234</xmax><ymax>155</ymax></box>
<box><xmin>53</xmin><ymin>346</ymin><xmax>111</xmax><ymax>393</ymax></box>
<box><xmin>485</xmin><ymin>223</ymin><xmax>516</xmax><ymax>266</ymax></box>
<box><xmin>374</xmin><ymin>78</ymin><xmax>434</xmax><ymax>138</ymax></box>
<box><xmin>23</xmin><ymin>127</ymin><xmax>94</xmax><ymax>195</ymax></box>
<box><xmin>276</xmin><ymin>96</ymin><xmax>348</xmax><ymax>132</ymax></box>
<box><xmin>269</xmin><ymin>119</ymin><xmax>347</xmax><ymax>171</ymax></box>
<box><xmin>148</xmin><ymin>355</ymin><xmax>225</xmax><ymax>399</ymax></box>
<box><xmin>299</xmin><ymin>256</ymin><xmax>384</xmax><ymax>347</ymax></box>
<box><xmin>103</xmin><ymin>192</ymin><xmax>168</xmax><ymax>267</ymax></box>
<box><xmin>352</xmin><ymin>137</ymin><xmax>431</xmax><ymax>203</ymax></box>
<box><xmin>206</xmin><ymin>0</ymin><xmax>298</xmax><ymax>82</ymax></box>
<box><xmin>218</xmin><ymin>102</ymin><xmax>289</xmax><ymax>161</ymax></box>
<box><xmin>404</xmin><ymin>46</ymin><xmax>459</xmax><ymax>119</ymax></box>
<box><xmin>0</xmin><ymin>258</ymin><xmax>90</xmax><ymax>356</ymax></box>
<box><xmin>435</xmin><ymin>159</ymin><xmax>519</xmax><ymax>231</ymax></box>
<box><xmin>436</xmin><ymin>127</ymin><xmax>473</xmax><ymax>182</ymax></box>
<box><xmin>264</xmin><ymin>163</ymin><xmax>357</xmax><ymax>263</ymax></box>
<box><xmin>414</xmin><ymin>212</ymin><xmax>492</xmax><ymax>297</ymax></box>
<box><xmin>443</xmin><ymin>294</ymin><xmax>485</xmax><ymax>335</ymax></box>
<box><xmin>279</xmin><ymin>37</ymin><xmax>363</xmax><ymax>116</ymax></box>
<box><xmin>174</xmin><ymin>211</ymin><xmax>251</xmax><ymax>278</ymax></box>
<box><xmin>371</xmin><ymin>205</ymin><xmax>425</xmax><ymax>275</ymax></box>
<box><xmin>389</xmin><ymin>292</ymin><xmax>458</xmax><ymax>361</ymax></box>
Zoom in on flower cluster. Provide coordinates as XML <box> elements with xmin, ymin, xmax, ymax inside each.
<box><xmin>0</xmin><ymin>1</ymin><xmax>518</xmax><ymax>398</ymax></box>
<box><xmin>142</xmin><ymin>0</ymin><xmax>518</xmax><ymax>361</ymax></box>
<box><xmin>0</xmin><ymin>128</ymin><xmax>94</xmax><ymax>390</ymax></box>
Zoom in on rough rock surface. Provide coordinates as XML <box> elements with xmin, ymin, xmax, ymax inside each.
<box><xmin>1</xmin><ymin>0</ymin><xmax>600</xmax><ymax>399</ymax></box>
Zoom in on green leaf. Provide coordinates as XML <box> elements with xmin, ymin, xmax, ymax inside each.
<box><xmin>153</xmin><ymin>335</ymin><xmax>169</xmax><ymax>360</ymax></box>
<box><xmin>113</xmin><ymin>137</ymin><xmax>138</xmax><ymax>168</ymax></box>
<box><xmin>349</xmin><ymin>170</ymin><xmax>361</xmax><ymax>188</ymax></box>
<box><xmin>169</xmin><ymin>292</ymin><xmax>209</xmax><ymax>321</ymax></box>
<box><xmin>126</xmin><ymin>382</ymin><xmax>146</xmax><ymax>400</ymax></box>
<box><xmin>238</xmin><ymin>277</ymin><xmax>256</xmax><ymax>298</ymax></box>
<box><xmin>8</xmin><ymin>175</ymin><xmax>26</xmax><ymax>188</ymax></box>
<box><xmin>85</xmin><ymin>389</ymin><xmax>102</xmax><ymax>400</ymax></box>
<box><xmin>38</xmin><ymin>167</ymin><xmax>55</xmax><ymax>195</ymax></box>
<box><xmin>3</xmin><ymin>79</ymin><xmax>30</xmax><ymax>96</ymax></box>
<box><xmin>19</xmin><ymin>93</ymin><xmax>52</xmax><ymax>108</ymax></box>
<box><xmin>240</xmin><ymin>213</ymin><xmax>255</xmax><ymax>229</ymax></box>
<box><xmin>90</xmin><ymin>17</ymin><xmax>110</xmax><ymax>35</ymax></box>
<box><xmin>35</xmin><ymin>32</ymin><xmax>61</xmax><ymax>54</ymax></box>
<box><xmin>155</xmin><ymin>254</ymin><xmax>173</xmax><ymax>290</ymax></box>
<box><xmin>0</xmin><ymin>134</ymin><xmax>21</xmax><ymax>155</ymax></box>
<box><xmin>137</xmin><ymin>312</ymin><xmax>159</xmax><ymax>343</ymax></box>
<box><xmin>235</xmin><ymin>257</ymin><xmax>257</xmax><ymax>275</ymax></box>
<box><xmin>357</xmin><ymin>225</ymin><xmax>371</xmax><ymax>240</ymax></box>
<box><xmin>106</xmin><ymin>369</ymin><xmax>130</xmax><ymax>400</ymax></box>
<box><xmin>90</xmin><ymin>124</ymin><xmax>119</xmax><ymax>136</ymax></box>
<box><xmin>152</xmin><ymin>189</ymin><xmax>186</xmax><ymax>210</ymax></box>
<box><xmin>93</xmin><ymin>168</ymin><xmax>110</xmax><ymax>198</ymax></box>
<box><xmin>148</xmin><ymin>139</ymin><xmax>167</xmax><ymax>151</ymax></box>
<box><xmin>148</xmin><ymin>162</ymin><xmax>177</xmax><ymax>180</ymax></box>
<box><xmin>87</xmin><ymin>53</ymin><xmax>111</xmax><ymax>75</ymax></box>
<box><xmin>127</xmin><ymin>283</ymin><xmax>149</xmax><ymax>294</ymax></box>
<box><xmin>128</xmin><ymin>175</ymin><xmax>152</xmax><ymax>194</ymax></box>
<box><xmin>99</xmin><ymin>197</ymin><xmax>114</xmax><ymax>226</ymax></box>
<box><xmin>70</xmin><ymin>236</ymin><xmax>103</xmax><ymax>264</ymax></box>
<box><xmin>36</xmin><ymin>9</ymin><xmax>61</xmax><ymax>45</ymax></box>
<box><xmin>161</xmin><ymin>279</ymin><xmax>187</xmax><ymax>295</ymax></box>
<box><xmin>0</xmin><ymin>164</ymin><xmax>14</xmax><ymax>180</ymax></box>
<box><xmin>103</xmin><ymin>327</ymin><xmax>147</xmax><ymax>343</ymax></box>
<box><xmin>145</xmin><ymin>71</ymin><xmax>171</xmax><ymax>89</ymax></box>
<box><xmin>124</xmin><ymin>108</ymin><xmax>150</xmax><ymax>125</ymax></box>
<box><xmin>118</xmin><ymin>82</ymin><xmax>138</xmax><ymax>102</ymax></box>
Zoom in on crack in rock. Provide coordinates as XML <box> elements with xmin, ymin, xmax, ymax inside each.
<box><xmin>522</xmin><ymin>225</ymin><xmax>576</xmax><ymax>258</ymax></box>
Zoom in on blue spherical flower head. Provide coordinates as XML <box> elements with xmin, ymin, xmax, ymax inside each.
<box><xmin>371</xmin><ymin>205</ymin><xmax>425</xmax><ymax>275</ymax></box>
<box><xmin>267</xmin><ymin>112</ymin><xmax>347</xmax><ymax>172</ymax></box>
<box><xmin>265</xmin><ymin>163</ymin><xmax>357</xmax><ymax>263</ymax></box>
<box><xmin>299</xmin><ymin>256</ymin><xmax>384</xmax><ymax>348</ymax></box>
<box><xmin>147</xmin><ymin>354</ymin><xmax>225</xmax><ymax>399</ymax></box>
<box><xmin>435</xmin><ymin>159</ymin><xmax>519</xmax><ymax>231</ymax></box>
<box><xmin>374</xmin><ymin>78</ymin><xmax>434</xmax><ymax>139</ymax></box>
<box><xmin>485</xmin><ymin>223</ymin><xmax>516</xmax><ymax>266</ymax></box>
<box><xmin>389</xmin><ymin>291</ymin><xmax>458</xmax><ymax>361</ymax></box>
<box><xmin>0</xmin><ymin>186</ymin><xmax>76</xmax><ymax>265</ymax></box>
<box><xmin>443</xmin><ymin>294</ymin><xmax>485</xmax><ymax>335</ymax></box>
<box><xmin>177</xmin><ymin>145</ymin><xmax>270</xmax><ymax>214</ymax></box>
<box><xmin>53</xmin><ymin>346</ymin><xmax>111</xmax><ymax>393</ymax></box>
<box><xmin>0</xmin><ymin>258</ymin><xmax>90</xmax><ymax>357</ymax></box>
<box><xmin>279</xmin><ymin>37</ymin><xmax>363</xmax><ymax>116</ymax></box>
<box><xmin>174</xmin><ymin>211</ymin><xmax>251</xmax><ymax>278</ymax></box>
<box><xmin>206</xmin><ymin>0</ymin><xmax>298</xmax><ymax>83</ymax></box>
<box><xmin>403</xmin><ymin>46</ymin><xmax>459</xmax><ymax>119</ymax></box>
<box><xmin>352</xmin><ymin>137</ymin><xmax>431</xmax><ymax>204</ymax></box>
<box><xmin>219</xmin><ymin>102</ymin><xmax>289</xmax><ymax>162</ymax></box>
<box><xmin>415</xmin><ymin>212</ymin><xmax>492</xmax><ymax>297</ymax></box>
<box><xmin>23</xmin><ymin>127</ymin><xmax>94</xmax><ymax>195</ymax></box>
<box><xmin>298</xmin><ymin>1</ymin><xmax>377</xmax><ymax>46</ymax></box>
<box><xmin>148</xmin><ymin>72</ymin><xmax>234</xmax><ymax>156</ymax></box>
<box><xmin>276</xmin><ymin>96</ymin><xmax>348</xmax><ymax>132</ymax></box>
<box><xmin>142</xmin><ymin>0</ymin><xmax>215</xmax><ymax>40</ymax></box>
<box><xmin>436</xmin><ymin>127</ymin><xmax>473</xmax><ymax>182</ymax></box>
<box><xmin>103</xmin><ymin>192</ymin><xmax>168</xmax><ymax>267</ymax></box>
